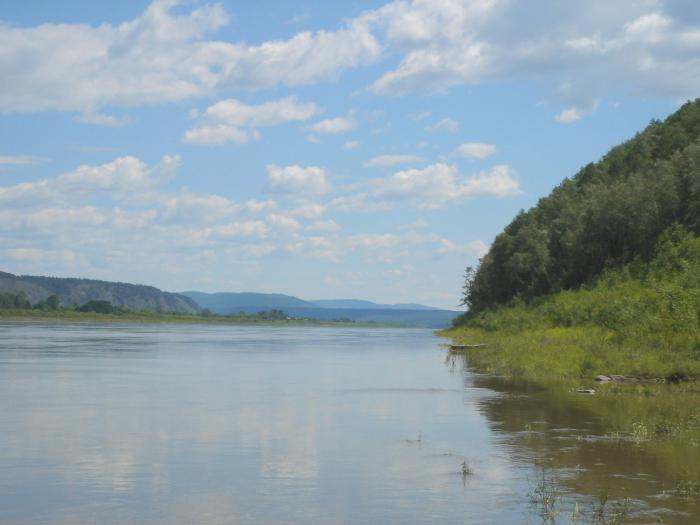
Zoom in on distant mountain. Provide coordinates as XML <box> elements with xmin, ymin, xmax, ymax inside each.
<box><xmin>182</xmin><ymin>291</ymin><xmax>316</xmax><ymax>313</ymax></box>
<box><xmin>0</xmin><ymin>271</ymin><xmax>199</xmax><ymax>314</ymax></box>
<box><xmin>182</xmin><ymin>291</ymin><xmax>459</xmax><ymax>328</ymax></box>
<box><xmin>310</xmin><ymin>299</ymin><xmax>439</xmax><ymax>310</ymax></box>
<box><xmin>282</xmin><ymin>307</ymin><xmax>458</xmax><ymax>328</ymax></box>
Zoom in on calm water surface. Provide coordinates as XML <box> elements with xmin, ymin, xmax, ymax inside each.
<box><xmin>0</xmin><ymin>322</ymin><xmax>697</xmax><ymax>524</ymax></box>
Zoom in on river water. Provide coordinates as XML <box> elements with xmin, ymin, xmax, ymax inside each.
<box><xmin>0</xmin><ymin>322</ymin><xmax>697</xmax><ymax>524</ymax></box>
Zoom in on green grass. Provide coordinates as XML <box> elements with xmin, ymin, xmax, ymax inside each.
<box><xmin>447</xmin><ymin>225</ymin><xmax>700</xmax><ymax>380</ymax></box>
<box><xmin>441</xmin><ymin>325</ymin><xmax>700</xmax><ymax>380</ymax></box>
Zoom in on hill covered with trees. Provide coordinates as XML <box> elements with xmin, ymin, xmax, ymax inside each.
<box><xmin>451</xmin><ymin>99</ymin><xmax>700</xmax><ymax>380</ymax></box>
<box><xmin>462</xmin><ymin>99</ymin><xmax>700</xmax><ymax>314</ymax></box>
<box><xmin>0</xmin><ymin>271</ymin><xmax>199</xmax><ymax>314</ymax></box>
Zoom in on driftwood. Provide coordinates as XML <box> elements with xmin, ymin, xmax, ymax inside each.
<box><xmin>449</xmin><ymin>344</ymin><xmax>487</xmax><ymax>350</ymax></box>
<box><xmin>595</xmin><ymin>374</ymin><xmax>675</xmax><ymax>384</ymax></box>
<box><xmin>576</xmin><ymin>388</ymin><xmax>596</xmax><ymax>395</ymax></box>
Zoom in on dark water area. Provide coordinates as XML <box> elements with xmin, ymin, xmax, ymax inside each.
<box><xmin>0</xmin><ymin>322</ymin><xmax>697</xmax><ymax>524</ymax></box>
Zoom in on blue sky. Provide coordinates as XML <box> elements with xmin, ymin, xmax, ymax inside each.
<box><xmin>0</xmin><ymin>0</ymin><xmax>695</xmax><ymax>308</ymax></box>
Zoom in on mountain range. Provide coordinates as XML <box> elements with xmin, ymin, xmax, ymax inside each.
<box><xmin>0</xmin><ymin>271</ymin><xmax>199</xmax><ymax>314</ymax></box>
<box><xmin>0</xmin><ymin>272</ymin><xmax>459</xmax><ymax>328</ymax></box>
<box><xmin>180</xmin><ymin>292</ymin><xmax>456</xmax><ymax>328</ymax></box>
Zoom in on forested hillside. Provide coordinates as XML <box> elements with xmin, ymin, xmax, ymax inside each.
<box><xmin>449</xmin><ymin>99</ymin><xmax>700</xmax><ymax>379</ymax></box>
<box><xmin>0</xmin><ymin>272</ymin><xmax>199</xmax><ymax>314</ymax></box>
<box><xmin>463</xmin><ymin>99</ymin><xmax>700</xmax><ymax>313</ymax></box>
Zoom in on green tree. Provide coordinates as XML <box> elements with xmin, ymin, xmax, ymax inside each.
<box><xmin>46</xmin><ymin>295</ymin><xmax>60</xmax><ymax>310</ymax></box>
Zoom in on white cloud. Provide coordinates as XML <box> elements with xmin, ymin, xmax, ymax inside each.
<box><xmin>184</xmin><ymin>125</ymin><xmax>260</xmax><ymax>145</ymax></box>
<box><xmin>240</xmin><ymin>244</ymin><xmax>276</xmax><ymax>257</ymax></box>
<box><xmin>426</xmin><ymin>117</ymin><xmax>459</xmax><ymax>133</ymax></box>
<box><xmin>308</xmin><ymin>115</ymin><xmax>356</xmax><ymax>134</ymax></box>
<box><xmin>455</xmin><ymin>142</ymin><xmax>496</xmax><ymax>159</ymax></box>
<box><xmin>266</xmin><ymin>213</ymin><xmax>301</xmax><ymax>232</ymax></box>
<box><xmin>372</xmin><ymin>163</ymin><xmax>520</xmax><ymax>209</ymax></box>
<box><xmin>555</xmin><ymin>107</ymin><xmax>582</xmax><ymax>123</ymax></box>
<box><xmin>437</xmin><ymin>238</ymin><xmax>489</xmax><ymax>257</ymax></box>
<box><xmin>0</xmin><ymin>0</ymin><xmax>380</xmax><ymax>114</ymax></box>
<box><xmin>290</xmin><ymin>201</ymin><xmax>327</xmax><ymax>219</ymax></box>
<box><xmin>368</xmin><ymin>1</ymin><xmax>700</xmax><ymax>111</ymax></box>
<box><xmin>25</xmin><ymin>206</ymin><xmax>107</xmax><ymax>229</ymax></box>
<box><xmin>307</xmin><ymin>219</ymin><xmax>340</xmax><ymax>232</ymax></box>
<box><xmin>3</xmin><ymin>1</ymin><xmax>700</xmax><ymax>118</ymax></box>
<box><xmin>343</xmin><ymin>140</ymin><xmax>360</xmax><ymax>150</ymax></box>
<box><xmin>623</xmin><ymin>13</ymin><xmax>671</xmax><ymax>44</ymax></box>
<box><xmin>77</xmin><ymin>111</ymin><xmax>129</xmax><ymax>127</ymax></box>
<box><xmin>365</xmin><ymin>154</ymin><xmax>424</xmax><ymax>167</ymax></box>
<box><xmin>0</xmin><ymin>155</ymin><xmax>45</xmax><ymax>168</ymax></box>
<box><xmin>196</xmin><ymin>221</ymin><xmax>269</xmax><ymax>242</ymax></box>
<box><xmin>112</xmin><ymin>208</ymin><xmax>158</xmax><ymax>228</ymax></box>
<box><xmin>184</xmin><ymin>96</ymin><xmax>321</xmax><ymax>145</ymax></box>
<box><xmin>0</xmin><ymin>206</ymin><xmax>108</xmax><ymax>232</ymax></box>
<box><xmin>0</xmin><ymin>155</ymin><xmax>178</xmax><ymax>207</ymax></box>
<box><xmin>6</xmin><ymin>248</ymin><xmax>46</xmax><ymax>261</ymax></box>
<box><xmin>265</xmin><ymin>165</ymin><xmax>331</xmax><ymax>195</ymax></box>
<box><xmin>411</xmin><ymin>111</ymin><xmax>431</xmax><ymax>120</ymax></box>
<box><xmin>6</xmin><ymin>247</ymin><xmax>76</xmax><ymax>264</ymax></box>
<box><xmin>150</xmin><ymin>188</ymin><xmax>239</xmax><ymax>222</ymax></box>
<box><xmin>327</xmin><ymin>193</ymin><xmax>392</xmax><ymax>214</ymax></box>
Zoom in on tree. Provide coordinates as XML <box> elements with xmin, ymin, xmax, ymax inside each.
<box><xmin>46</xmin><ymin>295</ymin><xmax>60</xmax><ymax>310</ymax></box>
<box><xmin>14</xmin><ymin>292</ymin><xmax>30</xmax><ymax>309</ymax></box>
<box><xmin>459</xmin><ymin>266</ymin><xmax>475</xmax><ymax>308</ymax></box>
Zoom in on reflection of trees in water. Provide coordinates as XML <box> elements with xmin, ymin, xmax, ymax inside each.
<box><xmin>448</xmin><ymin>351</ymin><xmax>700</xmax><ymax>524</ymax></box>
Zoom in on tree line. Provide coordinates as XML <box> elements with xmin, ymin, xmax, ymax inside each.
<box><xmin>0</xmin><ymin>293</ymin><xmax>125</xmax><ymax>313</ymax></box>
<box><xmin>462</xmin><ymin>99</ymin><xmax>700</xmax><ymax>315</ymax></box>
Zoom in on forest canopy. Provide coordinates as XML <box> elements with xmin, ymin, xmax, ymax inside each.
<box><xmin>462</xmin><ymin>99</ymin><xmax>700</xmax><ymax>314</ymax></box>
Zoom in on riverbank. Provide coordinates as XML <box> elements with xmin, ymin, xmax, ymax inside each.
<box><xmin>0</xmin><ymin>308</ymin><xmax>390</xmax><ymax>327</ymax></box>
<box><xmin>440</xmin><ymin>325</ymin><xmax>700</xmax><ymax>381</ymax></box>
<box><xmin>445</xmin><ymin>341</ymin><xmax>700</xmax><ymax>498</ymax></box>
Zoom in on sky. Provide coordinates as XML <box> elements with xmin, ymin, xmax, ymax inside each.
<box><xmin>0</xmin><ymin>0</ymin><xmax>697</xmax><ymax>309</ymax></box>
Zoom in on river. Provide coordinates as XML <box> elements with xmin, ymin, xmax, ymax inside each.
<box><xmin>0</xmin><ymin>322</ymin><xmax>697</xmax><ymax>524</ymax></box>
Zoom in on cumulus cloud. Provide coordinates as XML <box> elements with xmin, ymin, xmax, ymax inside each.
<box><xmin>554</xmin><ymin>100</ymin><xmax>599</xmax><ymax>123</ymax></box>
<box><xmin>77</xmin><ymin>111</ymin><xmax>129</xmax><ymax>127</ymax></box>
<box><xmin>6</xmin><ymin>247</ymin><xmax>76</xmax><ymax>263</ymax></box>
<box><xmin>266</xmin><ymin>213</ymin><xmax>301</xmax><ymax>232</ymax></box>
<box><xmin>555</xmin><ymin>107</ymin><xmax>582</xmax><ymax>123</ymax></box>
<box><xmin>437</xmin><ymin>238</ymin><xmax>489</xmax><ymax>257</ymax></box>
<box><xmin>0</xmin><ymin>155</ymin><xmax>45</xmax><ymax>168</ymax></box>
<box><xmin>368</xmin><ymin>1</ymin><xmax>700</xmax><ymax>113</ymax></box>
<box><xmin>0</xmin><ymin>155</ymin><xmax>178</xmax><ymax>207</ymax></box>
<box><xmin>0</xmin><ymin>0</ymin><xmax>379</xmax><ymax>114</ymax></box>
<box><xmin>425</xmin><ymin>117</ymin><xmax>459</xmax><ymax>133</ymax></box>
<box><xmin>372</xmin><ymin>163</ymin><xmax>520</xmax><ymax>209</ymax></box>
<box><xmin>184</xmin><ymin>96</ymin><xmax>321</xmax><ymax>145</ymax></box>
<box><xmin>290</xmin><ymin>201</ymin><xmax>327</xmax><ymax>219</ymax></box>
<box><xmin>307</xmin><ymin>219</ymin><xmax>341</xmax><ymax>232</ymax></box>
<box><xmin>455</xmin><ymin>142</ymin><xmax>496</xmax><ymax>159</ymax></box>
<box><xmin>3</xmin><ymin>1</ymin><xmax>700</xmax><ymax>118</ymax></box>
<box><xmin>289</xmin><ymin>230</ymin><xmax>439</xmax><ymax>261</ymax></box>
<box><xmin>265</xmin><ymin>165</ymin><xmax>331</xmax><ymax>195</ymax></box>
<box><xmin>307</xmin><ymin>115</ymin><xmax>356</xmax><ymax>134</ymax></box>
<box><xmin>365</xmin><ymin>154</ymin><xmax>424</xmax><ymax>167</ymax></box>
<box><xmin>343</xmin><ymin>140</ymin><xmax>360</xmax><ymax>150</ymax></box>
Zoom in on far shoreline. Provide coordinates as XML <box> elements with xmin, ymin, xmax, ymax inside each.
<box><xmin>0</xmin><ymin>309</ymin><xmax>414</xmax><ymax>329</ymax></box>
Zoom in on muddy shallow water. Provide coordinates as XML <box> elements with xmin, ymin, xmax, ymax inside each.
<box><xmin>0</xmin><ymin>322</ymin><xmax>697</xmax><ymax>524</ymax></box>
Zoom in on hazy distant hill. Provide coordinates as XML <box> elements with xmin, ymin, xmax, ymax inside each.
<box><xmin>0</xmin><ymin>271</ymin><xmax>199</xmax><ymax>314</ymax></box>
<box><xmin>182</xmin><ymin>291</ymin><xmax>458</xmax><ymax>328</ymax></box>
<box><xmin>182</xmin><ymin>291</ymin><xmax>316</xmax><ymax>311</ymax></box>
<box><xmin>310</xmin><ymin>299</ymin><xmax>439</xmax><ymax>310</ymax></box>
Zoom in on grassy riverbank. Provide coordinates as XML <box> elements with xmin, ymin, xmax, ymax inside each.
<box><xmin>444</xmin><ymin>226</ymin><xmax>700</xmax><ymax>381</ymax></box>
<box><xmin>441</xmin><ymin>324</ymin><xmax>700</xmax><ymax>380</ymax></box>
<box><xmin>0</xmin><ymin>308</ymin><xmax>387</xmax><ymax>327</ymax></box>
